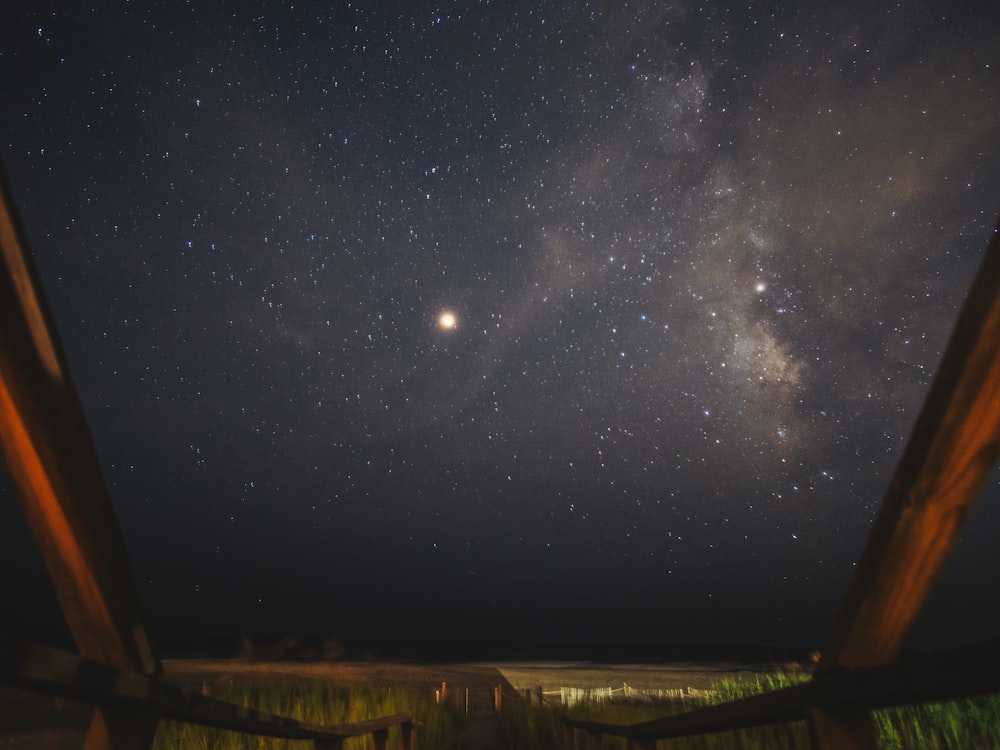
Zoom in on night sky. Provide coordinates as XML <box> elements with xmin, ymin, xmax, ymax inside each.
<box><xmin>2</xmin><ymin>1</ymin><xmax>999</xmax><ymax>651</ymax></box>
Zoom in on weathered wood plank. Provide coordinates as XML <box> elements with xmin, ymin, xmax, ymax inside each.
<box><xmin>0</xmin><ymin>164</ymin><xmax>161</xmax><ymax>677</ymax></box>
<box><xmin>818</xmin><ymin>221</ymin><xmax>1000</xmax><ymax>673</ymax></box>
<box><xmin>0</xmin><ymin>160</ymin><xmax>163</xmax><ymax>749</ymax></box>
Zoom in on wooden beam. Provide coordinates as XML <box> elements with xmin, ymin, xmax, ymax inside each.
<box><xmin>0</xmin><ymin>164</ymin><xmax>160</xmax><ymax>677</ymax></box>
<box><xmin>817</xmin><ymin>221</ymin><xmax>1000</xmax><ymax>674</ymax></box>
<box><xmin>0</xmin><ymin>163</ymin><xmax>163</xmax><ymax>747</ymax></box>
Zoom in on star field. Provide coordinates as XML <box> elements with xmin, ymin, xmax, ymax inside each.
<box><xmin>2</xmin><ymin>1</ymin><xmax>999</xmax><ymax>648</ymax></box>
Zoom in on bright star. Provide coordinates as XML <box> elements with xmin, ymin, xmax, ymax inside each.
<box><xmin>438</xmin><ymin>311</ymin><xmax>457</xmax><ymax>329</ymax></box>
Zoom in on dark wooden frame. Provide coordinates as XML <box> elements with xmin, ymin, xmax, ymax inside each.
<box><xmin>0</xmin><ymin>163</ymin><xmax>417</xmax><ymax>749</ymax></box>
<box><xmin>564</xmin><ymin>218</ymin><xmax>1000</xmax><ymax>750</ymax></box>
<box><xmin>2</xmin><ymin>154</ymin><xmax>1000</xmax><ymax>748</ymax></box>
<box><xmin>0</xmin><ymin>633</ymin><xmax>416</xmax><ymax>749</ymax></box>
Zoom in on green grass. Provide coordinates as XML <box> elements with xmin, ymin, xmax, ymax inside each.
<box><xmin>711</xmin><ymin>672</ymin><xmax>1000</xmax><ymax>749</ymax></box>
<box><xmin>152</xmin><ymin>677</ymin><xmax>465</xmax><ymax>750</ymax></box>
<box><xmin>872</xmin><ymin>694</ymin><xmax>1000</xmax><ymax>749</ymax></box>
<box><xmin>496</xmin><ymin>672</ymin><xmax>1000</xmax><ymax>750</ymax></box>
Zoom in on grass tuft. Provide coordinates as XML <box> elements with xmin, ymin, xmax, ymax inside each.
<box><xmin>152</xmin><ymin>677</ymin><xmax>464</xmax><ymax>750</ymax></box>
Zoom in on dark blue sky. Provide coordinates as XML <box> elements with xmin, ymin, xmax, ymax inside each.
<box><xmin>2</xmin><ymin>1</ymin><xmax>999</xmax><ymax>649</ymax></box>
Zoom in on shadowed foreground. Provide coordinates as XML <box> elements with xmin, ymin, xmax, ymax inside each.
<box><xmin>1</xmin><ymin>658</ymin><xmax>756</xmax><ymax>750</ymax></box>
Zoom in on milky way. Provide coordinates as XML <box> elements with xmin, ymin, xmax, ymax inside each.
<box><xmin>2</xmin><ymin>1</ymin><xmax>999</xmax><ymax>647</ymax></box>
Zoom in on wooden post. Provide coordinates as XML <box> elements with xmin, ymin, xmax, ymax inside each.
<box><xmin>627</xmin><ymin>739</ymin><xmax>655</xmax><ymax>750</ymax></box>
<box><xmin>315</xmin><ymin>740</ymin><xmax>343</xmax><ymax>750</ymax></box>
<box><xmin>494</xmin><ymin>685</ymin><xmax>502</xmax><ymax>712</ymax></box>
<box><xmin>584</xmin><ymin>729</ymin><xmax>602</xmax><ymax>750</ymax></box>
<box><xmin>0</xmin><ymin>159</ymin><xmax>161</xmax><ymax>747</ymax></box>
<box><xmin>372</xmin><ymin>728</ymin><xmax>389</xmax><ymax>750</ymax></box>
<box><xmin>809</xmin><ymin>218</ymin><xmax>1000</xmax><ymax>750</ymax></box>
<box><xmin>402</xmin><ymin>720</ymin><xmax>416</xmax><ymax>750</ymax></box>
<box><xmin>83</xmin><ymin>708</ymin><xmax>159</xmax><ymax>750</ymax></box>
<box><xmin>806</xmin><ymin>708</ymin><xmax>879</xmax><ymax>750</ymax></box>
<box><xmin>562</xmin><ymin>722</ymin><xmax>576</xmax><ymax>750</ymax></box>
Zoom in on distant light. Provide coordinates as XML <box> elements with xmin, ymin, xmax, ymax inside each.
<box><xmin>755</xmin><ymin>281</ymin><xmax>767</xmax><ymax>294</ymax></box>
<box><xmin>438</xmin><ymin>311</ymin><xmax>457</xmax><ymax>329</ymax></box>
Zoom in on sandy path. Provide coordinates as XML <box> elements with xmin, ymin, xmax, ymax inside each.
<box><xmin>491</xmin><ymin>661</ymin><xmax>765</xmax><ymax>692</ymax></box>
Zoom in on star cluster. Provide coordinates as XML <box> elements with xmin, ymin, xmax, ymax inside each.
<box><xmin>2</xmin><ymin>1</ymin><xmax>999</xmax><ymax>647</ymax></box>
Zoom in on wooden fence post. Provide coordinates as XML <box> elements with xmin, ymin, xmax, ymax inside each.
<box><xmin>562</xmin><ymin>722</ymin><xmax>576</xmax><ymax>750</ymax></box>
<box><xmin>372</xmin><ymin>728</ymin><xmax>389</xmax><ymax>750</ymax></box>
<box><xmin>806</xmin><ymin>708</ymin><xmax>878</xmax><ymax>750</ymax></box>
<box><xmin>402</xmin><ymin>719</ymin><xmax>417</xmax><ymax>750</ymax></box>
